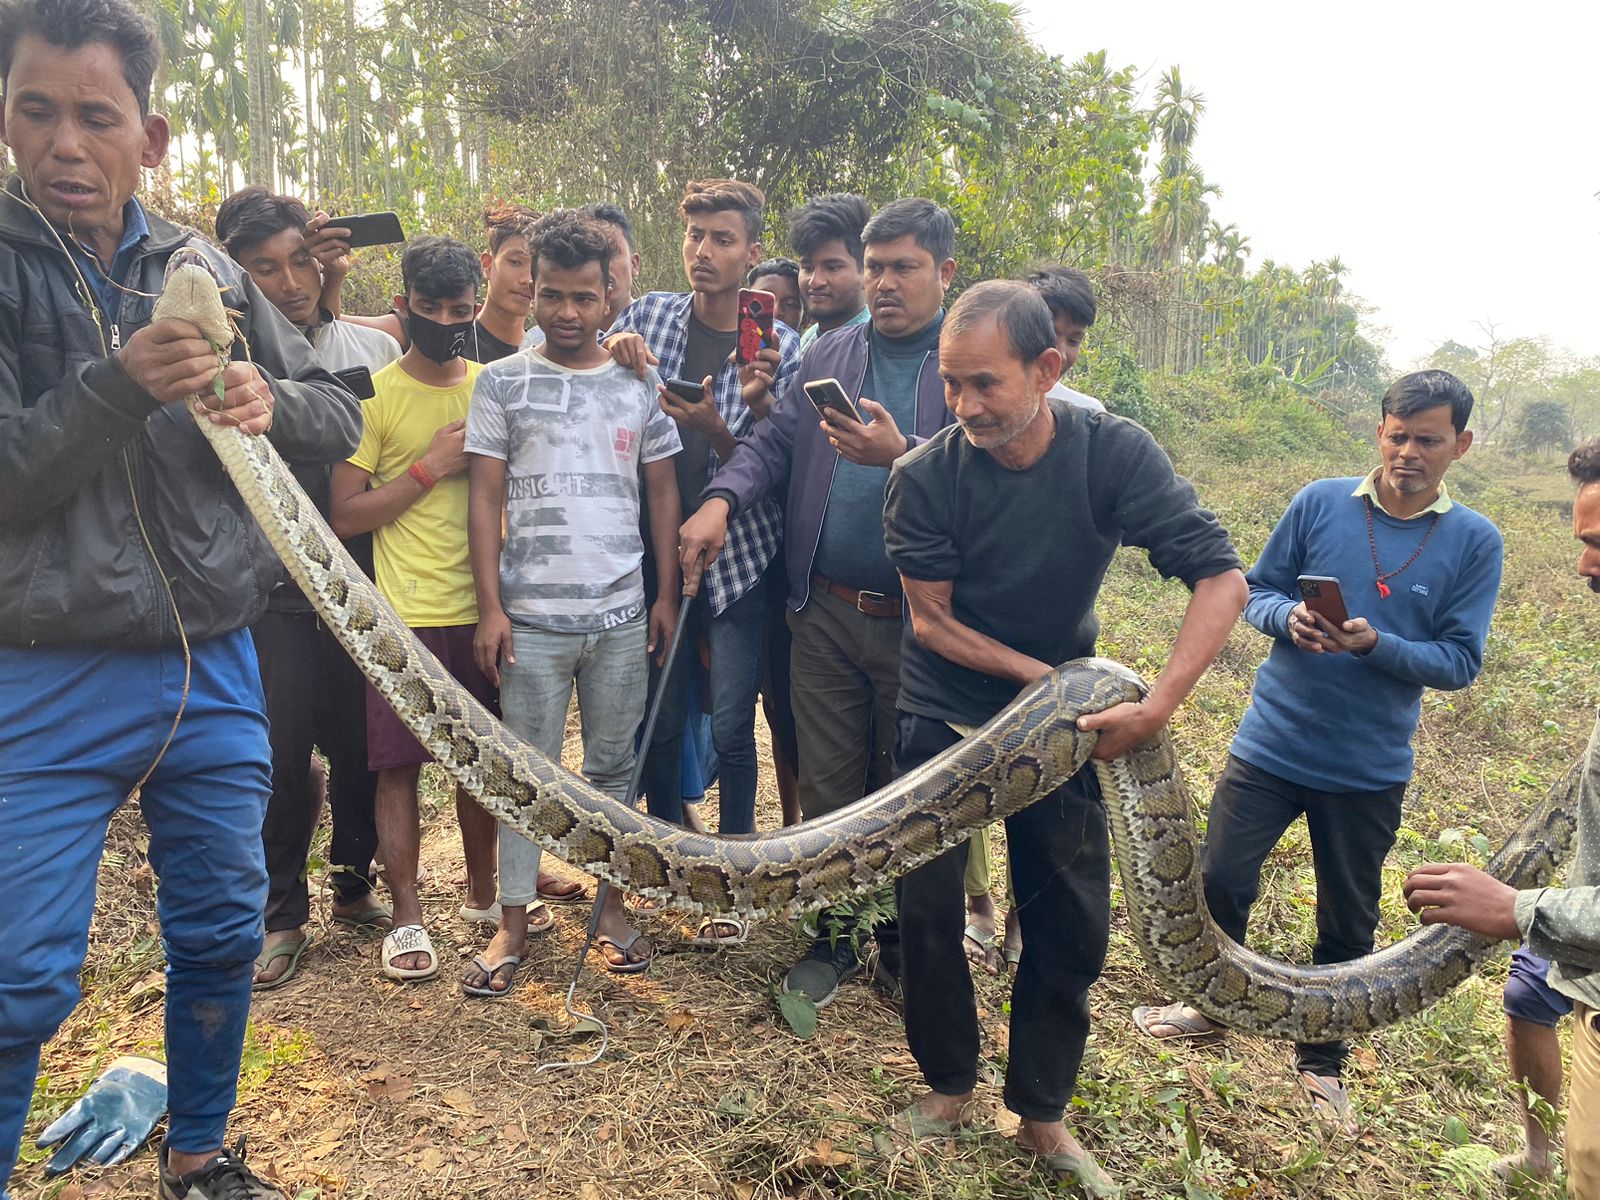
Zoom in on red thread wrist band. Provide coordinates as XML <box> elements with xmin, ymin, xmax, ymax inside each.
<box><xmin>408</xmin><ymin>461</ymin><xmax>436</xmax><ymax>489</ymax></box>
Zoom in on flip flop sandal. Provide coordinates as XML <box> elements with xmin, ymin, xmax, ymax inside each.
<box><xmin>461</xmin><ymin>952</ymin><xmax>523</xmax><ymax>999</ymax></box>
<box><xmin>381</xmin><ymin>924</ymin><xmax>439</xmax><ymax>982</ymax></box>
<box><xmin>252</xmin><ymin>935</ymin><xmax>308</xmax><ymax>991</ymax></box>
<box><xmin>962</xmin><ymin>922</ymin><xmax>1001</xmax><ymax>972</ymax></box>
<box><xmin>536</xmin><ymin>877</ymin><xmax>588</xmax><ymax>905</ymax></box>
<box><xmin>690</xmin><ymin>915</ymin><xmax>748</xmax><ymax>948</ymax></box>
<box><xmin>878</xmin><ymin>1100</ymin><xmax>977</xmax><ymax>1149</ymax></box>
<box><xmin>332</xmin><ymin>900</ymin><xmax>393</xmax><ymax>931</ymax></box>
<box><xmin>1132</xmin><ymin>1001</ymin><xmax>1224</xmax><ymax>1041</ymax></box>
<box><xmin>594</xmin><ymin>929</ymin><xmax>653</xmax><ymax>974</ymax></box>
<box><xmin>1299</xmin><ymin>1071</ymin><xmax>1358</xmax><ymax>1136</ymax></box>
<box><xmin>1029</xmin><ymin>1144</ymin><xmax>1122</xmax><ymax>1199</ymax></box>
<box><xmin>458</xmin><ymin>901</ymin><xmax>504</xmax><ymax>928</ymax></box>
<box><xmin>1003</xmin><ymin>946</ymin><xmax>1022</xmax><ymax>971</ymax></box>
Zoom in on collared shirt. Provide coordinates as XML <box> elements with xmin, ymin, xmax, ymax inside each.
<box><xmin>800</xmin><ymin>305</ymin><xmax>870</xmax><ymax>351</ymax></box>
<box><xmin>1516</xmin><ymin>712</ymin><xmax>1600</xmax><ymax>1009</ymax></box>
<box><xmin>1352</xmin><ymin>467</ymin><xmax>1453</xmax><ymax>519</ymax></box>
<box><xmin>64</xmin><ymin>198</ymin><xmax>150</xmax><ymax>321</ymax></box>
<box><xmin>608</xmin><ymin>291</ymin><xmax>800</xmax><ymax>614</ymax></box>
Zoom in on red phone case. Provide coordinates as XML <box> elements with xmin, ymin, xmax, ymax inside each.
<box><xmin>737</xmin><ymin>288</ymin><xmax>776</xmax><ymax>365</ymax></box>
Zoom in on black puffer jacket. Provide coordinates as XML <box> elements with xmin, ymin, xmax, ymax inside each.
<box><xmin>0</xmin><ymin>177</ymin><xmax>361</xmax><ymax>648</ymax></box>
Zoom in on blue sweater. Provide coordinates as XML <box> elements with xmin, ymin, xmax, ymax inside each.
<box><xmin>1231</xmin><ymin>476</ymin><xmax>1503</xmax><ymax>792</ymax></box>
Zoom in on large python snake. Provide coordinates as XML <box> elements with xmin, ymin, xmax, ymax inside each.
<box><xmin>155</xmin><ymin>255</ymin><xmax>1579</xmax><ymax>1042</ymax></box>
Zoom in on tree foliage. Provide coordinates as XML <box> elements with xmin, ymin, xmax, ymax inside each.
<box><xmin>145</xmin><ymin>0</ymin><xmax>1389</xmax><ymax>401</ymax></box>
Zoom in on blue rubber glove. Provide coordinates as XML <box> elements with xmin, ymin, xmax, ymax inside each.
<box><xmin>35</xmin><ymin>1056</ymin><xmax>168</xmax><ymax>1176</ymax></box>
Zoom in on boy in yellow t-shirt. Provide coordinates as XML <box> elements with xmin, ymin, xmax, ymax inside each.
<box><xmin>330</xmin><ymin>236</ymin><xmax>498</xmax><ymax>982</ymax></box>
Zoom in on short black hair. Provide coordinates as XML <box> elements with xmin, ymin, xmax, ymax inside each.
<box><xmin>581</xmin><ymin>201</ymin><xmax>636</xmax><ymax>252</ymax></box>
<box><xmin>1381</xmin><ymin>369</ymin><xmax>1474</xmax><ymax>434</ymax></box>
<box><xmin>1569</xmin><ymin>438</ymin><xmax>1600</xmax><ymax>488</ymax></box>
<box><xmin>215</xmin><ymin>186</ymin><xmax>310</xmax><ymax>261</ymax></box>
<box><xmin>748</xmin><ymin>257</ymin><xmax>799</xmax><ymax>288</ymax></box>
<box><xmin>944</xmin><ymin>280</ymin><xmax>1054</xmax><ymax>365</ymax></box>
<box><xmin>527</xmin><ymin>209</ymin><xmax>612</xmax><ymax>286</ymax></box>
<box><xmin>788</xmin><ymin>194</ymin><xmax>873</xmax><ymax>267</ymax></box>
<box><xmin>861</xmin><ymin>198</ymin><xmax>955</xmax><ymax>266</ymax></box>
<box><xmin>0</xmin><ymin>0</ymin><xmax>158</xmax><ymax>115</ymax></box>
<box><xmin>1026</xmin><ymin>265</ymin><xmax>1097</xmax><ymax>329</ymax></box>
<box><xmin>401</xmin><ymin>235</ymin><xmax>482</xmax><ymax>303</ymax></box>
<box><xmin>680</xmin><ymin>179</ymin><xmax>765</xmax><ymax>244</ymax></box>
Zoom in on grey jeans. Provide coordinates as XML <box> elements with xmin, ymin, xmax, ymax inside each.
<box><xmin>786</xmin><ymin>587</ymin><xmax>902</xmax><ymax>820</ymax></box>
<box><xmin>496</xmin><ymin>618</ymin><xmax>647</xmax><ymax>905</ymax></box>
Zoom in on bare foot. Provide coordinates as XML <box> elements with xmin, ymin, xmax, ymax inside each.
<box><xmin>888</xmin><ymin>1089</ymin><xmax>976</xmax><ymax>1141</ymax></box>
<box><xmin>1017</xmin><ymin>1120</ymin><xmax>1119</xmax><ymax>1198</ymax></box>
<box><xmin>1002</xmin><ymin>907</ymin><xmax>1022</xmax><ymax>969</ymax></box>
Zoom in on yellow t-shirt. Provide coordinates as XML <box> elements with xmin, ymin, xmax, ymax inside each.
<box><xmin>348</xmin><ymin>359</ymin><xmax>483</xmax><ymax>627</ymax></box>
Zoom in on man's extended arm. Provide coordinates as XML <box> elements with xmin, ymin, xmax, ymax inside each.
<box><xmin>1077</xmin><ymin>569</ymin><xmax>1247</xmax><ymax>759</ymax></box>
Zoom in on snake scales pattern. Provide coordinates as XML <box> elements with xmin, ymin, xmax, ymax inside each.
<box><xmin>155</xmin><ymin>256</ymin><xmax>1580</xmax><ymax>1042</ymax></box>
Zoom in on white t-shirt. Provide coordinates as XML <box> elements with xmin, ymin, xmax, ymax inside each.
<box><xmin>310</xmin><ymin>317</ymin><xmax>402</xmax><ymax>374</ymax></box>
<box><xmin>1046</xmin><ymin>379</ymin><xmax>1107</xmax><ymax>413</ymax></box>
<box><xmin>465</xmin><ymin>348</ymin><xmax>681</xmax><ymax>632</ymax></box>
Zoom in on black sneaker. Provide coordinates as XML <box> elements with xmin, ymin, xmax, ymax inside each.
<box><xmin>159</xmin><ymin>1139</ymin><xmax>285</xmax><ymax>1199</ymax></box>
<box><xmin>780</xmin><ymin>934</ymin><xmax>862</xmax><ymax>1008</ymax></box>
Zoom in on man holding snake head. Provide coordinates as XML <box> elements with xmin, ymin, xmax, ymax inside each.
<box><xmin>0</xmin><ymin>0</ymin><xmax>358</xmax><ymax>1195</ymax></box>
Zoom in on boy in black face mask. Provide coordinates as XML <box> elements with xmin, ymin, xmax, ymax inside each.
<box><xmin>329</xmin><ymin>237</ymin><xmax>501</xmax><ymax>983</ymax></box>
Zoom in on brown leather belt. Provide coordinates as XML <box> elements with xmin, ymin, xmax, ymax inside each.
<box><xmin>812</xmin><ymin>572</ymin><xmax>902</xmax><ymax>619</ymax></box>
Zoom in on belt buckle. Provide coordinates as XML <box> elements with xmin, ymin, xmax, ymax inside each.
<box><xmin>856</xmin><ymin>589</ymin><xmax>888</xmax><ymax>614</ymax></box>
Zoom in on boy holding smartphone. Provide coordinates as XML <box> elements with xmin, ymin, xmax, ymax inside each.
<box><xmin>1134</xmin><ymin>370</ymin><xmax>1503</xmax><ymax>1133</ymax></box>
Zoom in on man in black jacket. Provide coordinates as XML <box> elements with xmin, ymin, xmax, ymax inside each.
<box><xmin>0</xmin><ymin>3</ymin><xmax>359</xmax><ymax>1197</ymax></box>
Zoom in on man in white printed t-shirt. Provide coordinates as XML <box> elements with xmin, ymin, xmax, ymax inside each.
<box><xmin>462</xmin><ymin>210</ymin><xmax>684</xmax><ymax>992</ymax></box>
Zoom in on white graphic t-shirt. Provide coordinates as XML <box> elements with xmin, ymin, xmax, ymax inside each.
<box><xmin>465</xmin><ymin>348</ymin><xmax>681</xmax><ymax>632</ymax></box>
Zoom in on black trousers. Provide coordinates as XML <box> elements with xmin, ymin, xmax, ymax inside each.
<box><xmin>894</xmin><ymin>711</ymin><xmax>1111</xmax><ymax>1122</ymax></box>
<box><xmin>1201</xmin><ymin>753</ymin><xmax>1405</xmax><ymax>1077</ymax></box>
<box><xmin>252</xmin><ymin>608</ymin><xmax>380</xmax><ymax>932</ymax></box>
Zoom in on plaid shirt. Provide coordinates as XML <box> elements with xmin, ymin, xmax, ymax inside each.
<box><xmin>609</xmin><ymin>291</ymin><xmax>800</xmax><ymax>614</ymax></box>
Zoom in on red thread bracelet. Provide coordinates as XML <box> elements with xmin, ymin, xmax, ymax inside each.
<box><xmin>408</xmin><ymin>461</ymin><xmax>436</xmax><ymax>489</ymax></box>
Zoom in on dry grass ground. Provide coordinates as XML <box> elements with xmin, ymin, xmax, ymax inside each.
<box><xmin>14</xmin><ymin>449</ymin><xmax>1600</xmax><ymax>1200</ymax></box>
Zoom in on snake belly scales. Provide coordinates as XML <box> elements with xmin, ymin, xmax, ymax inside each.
<box><xmin>154</xmin><ymin>255</ymin><xmax>1580</xmax><ymax>1043</ymax></box>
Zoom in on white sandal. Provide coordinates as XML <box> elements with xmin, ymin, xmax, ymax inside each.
<box><xmin>381</xmin><ymin>923</ymin><xmax>438</xmax><ymax>981</ymax></box>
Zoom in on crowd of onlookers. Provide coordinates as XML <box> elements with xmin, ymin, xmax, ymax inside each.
<box><xmin>3</xmin><ymin>2</ymin><xmax>1599</xmax><ymax>1198</ymax></box>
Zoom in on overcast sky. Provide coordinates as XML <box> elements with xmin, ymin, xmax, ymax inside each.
<box><xmin>1025</xmin><ymin>2</ymin><xmax>1599</xmax><ymax>369</ymax></box>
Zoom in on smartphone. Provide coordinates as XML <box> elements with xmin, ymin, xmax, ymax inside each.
<box><xmin>326</xmin><ymin>211</ymin><xmax>406</xmax><ymax>249</ymax></box>
<box><xmin>332</xmin><ymin>365</ymin><xmax>375</xmax><ymax>399</ymax></box>
<box><xmin>803</xmin><ymin>377</ymin><xmax>863</xmax><ymax>423</ymax></box>
<box><xmin>663</xmin><ymin>376</ymin><xmax>708</xmax><ymax>403</ymax></box>
<box><xmin>737</xmin><ymin>287</ymin><xmax>776</xmax><ymax>365</ymax></box>
<box><xmin>1298</xmin><ymin>575</ymin><xmax>1350</xmax><ymax>628</ymax></box>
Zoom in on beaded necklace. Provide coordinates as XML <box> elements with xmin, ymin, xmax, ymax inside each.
<box><xmin>1364</xmin><ymin>497</ymin><xmax>1440</xmax><ymax>598</ymax></box>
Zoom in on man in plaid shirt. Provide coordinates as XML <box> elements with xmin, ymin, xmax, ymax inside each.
<box><xmin>606</xmin><ymin>180</ymin><xmax>799</xmax><ymax>942</ymax></box>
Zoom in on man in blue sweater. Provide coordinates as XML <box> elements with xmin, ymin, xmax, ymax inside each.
<box><xmin>1134</xmin><ymin>369</ymin><xmax>1504</xmax><ymax>1132</ymax></box>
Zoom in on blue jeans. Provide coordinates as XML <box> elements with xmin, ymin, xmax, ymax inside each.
<box><xmin>0</xmin><ymin>633</ymin><xmax>270</xmax><ymax>1191</ymax></box>
<box><xmin>496</xmin><ymin>619</ymin><xmax>647</xmax><ymax>905</ymax></box>
<box><xmin>641</xmin><ymin>578</ymin><xmax>765</xmax><ymax>834</ymax></box>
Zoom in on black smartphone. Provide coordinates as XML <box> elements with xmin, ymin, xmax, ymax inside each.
<box><xmin>1297</xmin><ymin>575</ymin><xmax>1350</xmax><ymax>627</ymax></box>
<box><xmin>803</xmin><ymin>377</ymin><xmax>863</xmax><ymax>423</ymax></box>
<box><xmin>332</xmin><ymin>365</ymin><xmax>375</xmax><ymax>400</ymax></box>
<box><xmin>326</xmin><ymin>211</ymin><xmax>405</xmax><ymax>249</ymax></box>
<box><xmin>663</xmin><ymin>376</ymin><xmax>708</xmax><ymax>403</ymax></box>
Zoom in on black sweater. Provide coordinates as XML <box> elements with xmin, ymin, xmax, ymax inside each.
<box><xmin>884</xmin><ymin>398</ymin><xmax>1241</xmax><ymax>725</ymax></box>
